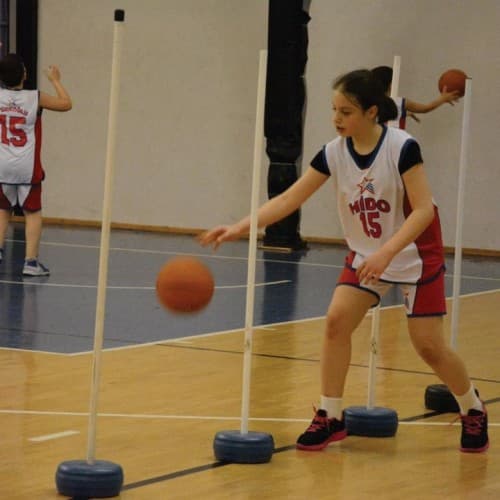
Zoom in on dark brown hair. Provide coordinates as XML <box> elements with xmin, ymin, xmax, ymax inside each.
<box><xmin>0</xmin><ymin>53</ymin><xmax>25</xmax><ymax>88</ymax></box>
<box><xmin>333</xmin><ymin>69</ymin><xmax>397</xmax><ymax>123</ymax></box>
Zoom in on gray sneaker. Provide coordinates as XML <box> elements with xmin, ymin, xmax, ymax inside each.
<box><xmin>23</xmin><ymin>259</ymin><xmax>50</xmax><ymax>276</ymax></box>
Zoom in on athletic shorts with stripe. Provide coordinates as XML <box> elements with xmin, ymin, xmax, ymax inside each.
<box><xmin>0</xmin><ymin>183</ymin><xmax>42</xmax><ymax>211</ymax></box>
<box><xmin>337</xmin><ymin>254</ymin><xmax>446</xmax><ymax>317</ymax></box>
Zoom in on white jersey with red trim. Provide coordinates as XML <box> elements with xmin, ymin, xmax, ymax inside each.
<box><xmin>0</xmin><ymin>89</ymin><xmax>44</xmax><ymax>185</ymax></box>
<box><xmin>324</xmin><ymin>126</ymin><xmax>443</xmax><ymax>283</ymax></box>
<box><xmin>388</xmin><ymin>96</ymin><xmax>406</xmax><ymax>129</ymax></box>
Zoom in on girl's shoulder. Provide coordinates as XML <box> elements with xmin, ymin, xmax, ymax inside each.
<box><xmin>386</xmin><ymin>125</ymin><xmax>413</xmax><ymax>139</ymax></box>
<box><xmin>386</xmin><ymin>125</ymin><xmax>417</xmax><ymax>146</ymax></box>
<box><xmin>324</xmin><ymin>135</ymin><xmax>345</xmax><ymax>152</ymax></box>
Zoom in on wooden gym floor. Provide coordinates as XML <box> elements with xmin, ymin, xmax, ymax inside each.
<box><xmin>0</xmin><ymin>223</ymin><xmax>499</xmax><ymax>499</ymax></box>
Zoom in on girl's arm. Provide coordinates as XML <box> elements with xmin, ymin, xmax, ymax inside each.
<box><xmin>405</xmin><ymin>87</ymin><xmax>460</xmax><ymax>114</ymax></box>
<box><xmin>39</xmin><ymin>65</ymin><xmax>72</xmax><ymax>111</ymax></box>
<box><xmin>199</xmin><ymin>166</ymin><xmax>329</xmax><ymax>250</ymax></box>
<box><xmin>356</xmin><ymin>163</ymin><xmax>435</xmax><ymax>282</ymax></box>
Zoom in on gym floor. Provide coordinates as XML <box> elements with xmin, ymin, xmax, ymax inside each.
<box><xmin>1</xmin><ymin>222</ymin><xmax>499</xmax><ymax>354</ymax></box>
<box><xmin>0</xmin><ymin>222</ymin><xmax>499</xmax><ymax>499</ymax></box>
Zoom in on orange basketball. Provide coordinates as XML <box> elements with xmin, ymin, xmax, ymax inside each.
<box><xmin>438</xmin><ymin>68</ymin><xmax>467</xmax><ymax>97</ymax></box>
<box><xmin>156</xmin><ymin>256</ymin><xmax>214</xmax><ymax>313</ymax></box>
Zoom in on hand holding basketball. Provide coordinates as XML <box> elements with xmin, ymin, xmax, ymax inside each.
<box><xmin>438</xmin><ymin>68</ymin><xmax>468</xmax><ymax>98</ymax></box>
<box><xmin>156</xmin><ymin>256</ymin><xmax>214</xmax><ymax>313</ymax></box>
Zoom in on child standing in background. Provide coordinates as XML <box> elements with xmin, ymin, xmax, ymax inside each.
<box><xmin>0</xmin><ymin>53</ymin><xmax>72</xmax><ymax>276</ymax></box>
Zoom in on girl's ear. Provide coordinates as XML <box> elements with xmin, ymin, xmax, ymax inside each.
<box><xmin>366</xmin><ymin>104</ymin><xmax>378</xmax><ymax>121</ymax></box>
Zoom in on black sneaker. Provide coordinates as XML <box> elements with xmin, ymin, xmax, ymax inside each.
<box><xmin>296</xmin><ymin>408</ymin><xmax>347</xmax><ymax>451</ymax></box>
<box><xmin>460</xmin><ymin>406</ymin><xmax>489</xmax><ymax>453</ymax></box>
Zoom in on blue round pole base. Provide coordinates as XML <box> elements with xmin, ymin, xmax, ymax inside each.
<box><xmin>55</xmin><ymin>459</ymin><xmax>123</xmax><ymax>498</ymax></box>
<box><xmin>344</xmin><ymin>406</ymin><xmax>398</xmax><ymax>437</ymax></box>
<box><xmin>213</xmin><ymin>430</ymin><xmax>274</xmax><ymax>463</ymax></box>
<box><xmin>424</xmin><ymin>383</ymin><xmax>459</xmax><ymax>413</ymax></box>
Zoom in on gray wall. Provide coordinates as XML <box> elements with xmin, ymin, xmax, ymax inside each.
<box><xmin>38</xmin><ymin>1</ymin><xmax>500</xmax><ymax>251</ymax></box>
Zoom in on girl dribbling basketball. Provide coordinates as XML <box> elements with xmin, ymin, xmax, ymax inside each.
<box><xmin>199</xmin><ymin>69</ymin><xmax>488</xmax><ymax>454</ymax></box>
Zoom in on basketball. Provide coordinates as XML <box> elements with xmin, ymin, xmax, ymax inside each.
<box><xmin>156</xmin><ymin>256</ymin><xmax>214</xmax><ymax>313</ymax></box>
<box><xmin>438</xmin><ymin>68</ymin><xmax>467</xmax><ymax>97</ymax></box>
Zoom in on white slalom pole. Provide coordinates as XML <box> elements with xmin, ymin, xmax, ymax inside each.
<box><xmin>365</xmin><ymin>54</ymin><xmax>400</xmax><ymax>409</ymax></box>
<box><xmin>367</xmin><ymin>305</ymin><xmax>380</xmax><ymax>409</ymax></box>
<box><xmin>450</xmin><ymin>78</ymin><xmax>472</xmax><ymax>350</ymax></box>
<box><xmin>240</xmin><ymin>50</ymin><xmax>267</xmax><ymax>435</ymax></box>
<box><xmin>86</xmin><ymin>12</ymin><xmax>124</xmax><ymax>463</ymax></box>
<box><xmin>390</xmin><ymin>55</ymin><xmax>401</xmax><ymax>99</ymax></box>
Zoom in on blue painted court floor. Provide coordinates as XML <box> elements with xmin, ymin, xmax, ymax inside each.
<box><xmin>1</xmin><ymin>223</ymin><xmax>499</xmax><ymax>354</ymax></box>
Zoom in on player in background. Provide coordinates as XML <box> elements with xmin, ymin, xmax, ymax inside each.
<box><xmin>372</xmin><ymin>65</ymin><xmax>461</xmax><ymax>129</ymax></box>
<box><xmin>0</xmin><ymin>53</ymin><xmax>72</xmax><ymax>276</ymax></box>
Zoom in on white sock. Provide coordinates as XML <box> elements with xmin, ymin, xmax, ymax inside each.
<box><xmin>453</xmin><ymin>384</ymin><xmax>483</xmax><ymax>414</ymax></box>
<box><xmin>320</xmin><ymin>395</ymin><xmax>343</xmax><ymax>420</ymax></box>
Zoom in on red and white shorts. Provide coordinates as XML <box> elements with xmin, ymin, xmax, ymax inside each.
<box><xmin>0</xmin><ymin>183</ymin><xmax>42</xmax><ymax>211</ymax></box>
<box><xmin>338</xmin><ymin>261</ymin><xmax>446</xmax><ymax>317</ymax></box>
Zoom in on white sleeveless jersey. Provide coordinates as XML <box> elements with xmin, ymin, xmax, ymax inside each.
<box><xmin>388</xmin><ymin>96</ymin><xmax>406</xmax><ymax>129</ymax></box>
<box><xmin>0</xmin><ymin>89</ymin><xmax>43</xmax><ymax>184</ymax></box>
<box><xmin>324</xmin><ymin>126</ymin><xmax>443</xmax><ymax>283</ymax></box>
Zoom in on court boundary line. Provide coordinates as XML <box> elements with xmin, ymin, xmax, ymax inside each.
<box><xmin>2</xmin><ymin>398</ymin><xmax>499</xmax><ymax>423</ymax></box>
<box><xmin>0</xmin><ymin>278</ymin><xmax>291</xmax><ymax>290</ymax></box>
<box><xmin>69</xmin><ymin>287</ymin><xmax>500</xmax><ymax>355</ymax></box>
<box><xmin>1</xmin><ymin>288</ymin><xmax>498</xmax><ymax>356</ymax></box>
<box><xmin>6</xmin><ymin>236</ymin><xmax>500</xmax><ymax>280</ymax></box>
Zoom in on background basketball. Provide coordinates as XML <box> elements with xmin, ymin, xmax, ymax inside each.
<box><xmin>438</xmin><ymin>68</ymin><xmax>468</xmax><ymax>97</ymax></box>
<box><xmin>156</xmin><ymin>256</ymin><xmax>214</xmax><ymax>313</ymax></box>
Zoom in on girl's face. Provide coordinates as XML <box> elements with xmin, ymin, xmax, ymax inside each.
<box><xmin>331</xmin><ymin>90</ymin><xmax>377</xmax><ymax>138</ymax></box>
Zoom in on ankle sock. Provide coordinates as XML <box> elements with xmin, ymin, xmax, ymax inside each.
<box><xmin>320</xmin><ymin>395</ymin><xmax>343</xmax><ymax>420</ymax></box>
<box><xmin>453</xmin><ymin>384</ymin><xmax>483</xmax><ymax>414</ymax></box>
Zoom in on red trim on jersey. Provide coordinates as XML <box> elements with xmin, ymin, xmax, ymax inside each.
<box><xmin>398</xmin><ymin>97</ymin><xmax>407</xmax><ymax>129</ymax></box>
<box><xmin>344</xmin><ymin>250</ymin><xmax>355</xmax><ymax>268</ymax></box>
<box><xmin>31</xmin><ymin>114</ymin><xmax>45</xmax><ymax>183</ymax></box>
<box><xmin>403</xmin><ymin>195</ymin><xmax>445</xmax><ymax>282</ymax></box>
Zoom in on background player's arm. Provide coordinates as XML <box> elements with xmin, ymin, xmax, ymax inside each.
<box><xmin>39</xmin><ymin>65</ymin><xmax>72</xmax><ymax>111</ymax></box>
<box><xmin>405</xmin><ymin>87</ymin><xmax>460</xmax><ymax>114</ymax></box>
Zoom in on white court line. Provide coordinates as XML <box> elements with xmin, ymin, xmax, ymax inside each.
<box><xmin>0</xmin><ymin>346</ymin><xmax>68</xmax><ymax>356</ymax></box>
<box><xmin>2</xmin><ymin>232</ymin><xmax>499</xmax><ymax>357</ymax></box>
<box><xmin>69</xmin><ymin>314</ymin><xmax>330</xmax><ymax>356</ymax></box>
<box><xmin>8</xmin><ymin>237</ymin><xmax>500</xmax><ymax>280</ymax></box>
<box><xmin>0</xmin><ymin>278</ymin><xmax>290</xmax><ymax>290</ymax></box>
<box><xmin>65</xmin><ymin>287</ymin><xmax>500</xmax><ymax>356</ymax></box>
<box><xmin>1</xmin><ymin>409</ymin><xmax>498</xmax><ymax>427</ymax></box>
<box><xmin>29</xmin><ymin>430</ymin><xmax>79</xmax><ymax>442</ymax></box>
<box><xmin>1</xmin><ymin>288</ymin><xmax>498</xmax><ymax>357</ymax></box>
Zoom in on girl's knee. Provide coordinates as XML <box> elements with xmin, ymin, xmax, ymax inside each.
<box><xmin>415</xmin><ymin>342</ymin><xmax>447</xmax><ymax>366</ymax></box>
<box><xmin>324</xmin><ymin>311</ymin><xmax>350</xmax><ymax>342</ymax></box>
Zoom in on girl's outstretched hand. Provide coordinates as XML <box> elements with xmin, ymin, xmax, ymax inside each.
<box><xmin>44</xmin><ymin>65</ymin><xmax>62</xmax><ymax>82</ymax></box>
<box><xmin>440</xmin><ymin>86</ymin><xmax>461</xmax><ymax>105</ymax></box>
<box><xmin>197</xmin><ymin>225</ymin><xmax>241</xmax><ymax>251</ymax></box>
